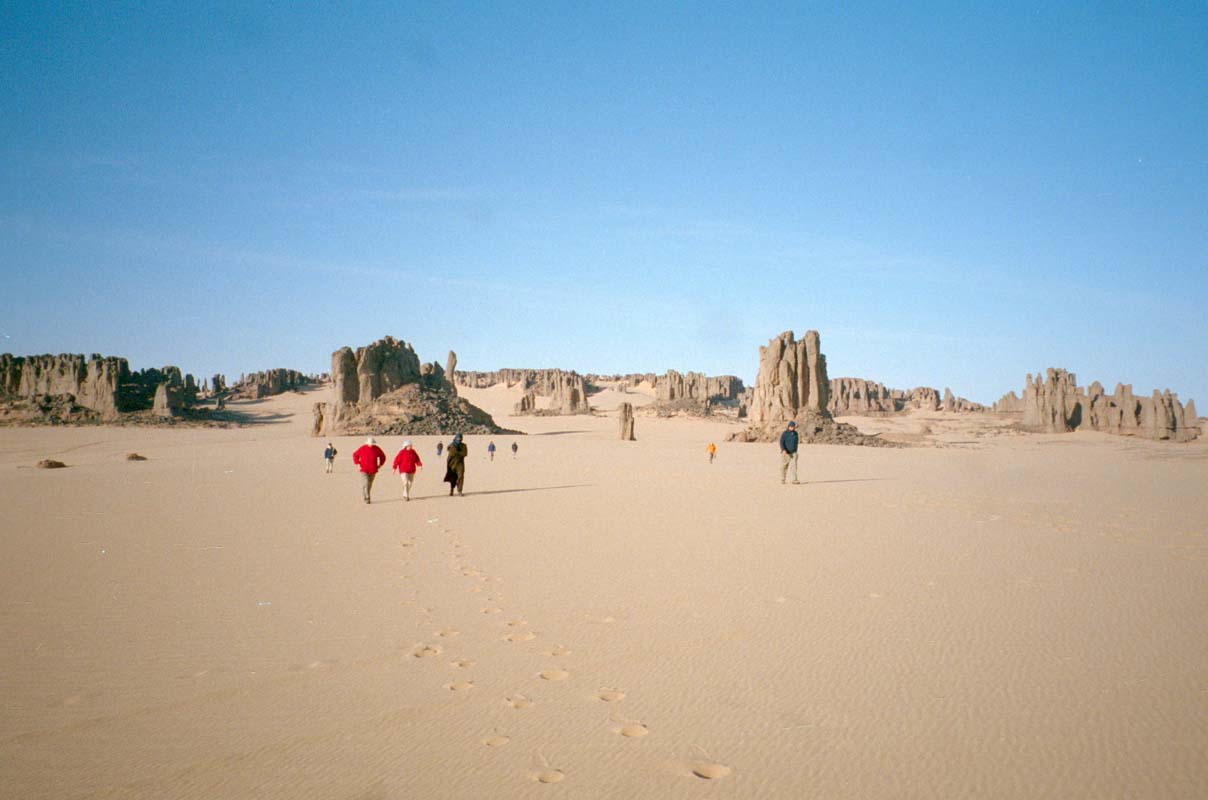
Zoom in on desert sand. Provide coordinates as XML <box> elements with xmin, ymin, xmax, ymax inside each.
<box><xmin>2</xmin><ymin>385</ymin><xmax>1207</xmax><ymax>799</ymax></box>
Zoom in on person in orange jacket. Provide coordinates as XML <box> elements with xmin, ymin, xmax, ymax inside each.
<box><xmin>706</xmin><ymin>442</ymin><xmax>717</xmax><ymax>463</ymax></box>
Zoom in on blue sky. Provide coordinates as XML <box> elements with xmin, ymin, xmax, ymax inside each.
<box><xmin>3</xmin><ymin>2</ymin><xmax>1206</xmax><ymax>404</ymax></box>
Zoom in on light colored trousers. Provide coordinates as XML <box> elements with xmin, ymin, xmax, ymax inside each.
<box><xmin>400</xmin><ymin>471</ymin><xmax>415</xmax><ymax>499</ymax></box>
<box><xmin>360</xmin><ymin>472</ymin><xmax>376</xmax><ymax>501</ymax></box>
<box><xmin>780</xmin><ymin>451</ymin><xmax>799</xmax><ymax>483</ymax></box>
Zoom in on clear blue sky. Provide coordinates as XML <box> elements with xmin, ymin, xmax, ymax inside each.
<box><xmin>3</xmin><ymin>3</ymin><xmax>1206</xmax><ymax>404</ymax></box>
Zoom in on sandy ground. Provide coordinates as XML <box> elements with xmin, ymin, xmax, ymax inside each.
<box><xmin>2</xmin><ymin>386</ymin><xmax>1207</xmax><ymax>799</ymax></box>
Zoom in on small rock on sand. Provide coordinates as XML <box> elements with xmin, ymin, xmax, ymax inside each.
<box><xmin>36</xmin><ymin>459</ymin><xmax>67</xmax><ymax>469</ymax></box>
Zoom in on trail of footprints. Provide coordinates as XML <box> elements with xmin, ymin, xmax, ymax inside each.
<box><xmin>408</xmin><ymin>520</ymin><xmax>732</xmax><ymax>786</ymax></box>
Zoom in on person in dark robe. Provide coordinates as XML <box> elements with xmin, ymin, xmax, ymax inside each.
<box><xmin>444</xmin><ymin>433</ymin><xmax>468</xmax><ymax>496</ymax></box>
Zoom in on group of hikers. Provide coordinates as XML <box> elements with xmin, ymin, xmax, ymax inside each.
<box><xmin>325</xmin><ymin>437</ymin><xmax>518</xmax><ymax>503</ymax></box>
<box><xmin>323</xmin><ymin>419</ymin><xmax>800</xmax><ymax>504</ymax></box>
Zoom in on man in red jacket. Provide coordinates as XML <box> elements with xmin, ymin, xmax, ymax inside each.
<box><xmin>352</xmin><ymin>436</ymin><xmax>387</xmax><ymax>504</ymax></box>
<box><xmin>391</xmin><ymin>439</ymin><xmax>423</xmax><ymax>501</ymax></box>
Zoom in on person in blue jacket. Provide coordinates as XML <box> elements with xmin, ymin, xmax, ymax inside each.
<box><xmin>779</xmin><ymin>420</ymin><xmax>799</xmax><ymax>484</ymax></box>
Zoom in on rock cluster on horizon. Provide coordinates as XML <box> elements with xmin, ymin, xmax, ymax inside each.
<box><xmin>653</xmin><ymin>370</ymin><xmax>747</xmax><ymax>417</ymax></box>
<box><xmin>317</xmin><ymin>337</ymin><xmax>507</xmax><ymax>436</ymax></box>
<box><xmin>455</xmin><ymin>368</ymin><xmax>591</xmax><ymax>415</ymax></box>
<box><xmin>226</xmin><ymin>369</ymin><xmax>312</xmax><ymax>400</ymax></box>
<box><xmin>1020</xmin><ymin>368</ymin><xmax>1199</xmax><ymax>441</ymax></box>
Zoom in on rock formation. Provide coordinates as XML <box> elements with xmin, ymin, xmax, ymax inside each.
<box><xmin>152</xmin><ymin>384</ymin><xmax>175</xmax><ymax>418</ymax></box>
<box><xmin>828</xmin><ymin>378</ymin><xmax>900</xmax><ymax>415</ymax></box>
<box><xmin>993</xmin><ymin>391</ymin><xmax>1024</xmax><ymax>413</ymax></box>
<box><xmin>749</xmin><ymin>330</ymin><xmax>829</xmax><ymax>429</ymax></box>
<box><xmin>618</xmin><ymin>402</ymin><xmax>635</xmax><ymax>440</ymax></box>
<box><xmin>908</xmin><ymin>387</ymin><xmax>941</xmax><ymax>412</ymax></box>
<box><xmin>514</xmin><ymin>389</ymin><xmax>537</xmax><ymax>415</ymax></box>
<box><xmin>317</xmin><ymin>336</ymin><xmax>509</xmax><ymax>436</ymax></box>
<box><xmin>311</xmin><ymin>403</ymin><xmax>324</xmax><ymax>437</ymax></box>
<box><xmin>457</xmin><ymin>368</ymin><xmax>591</xmax><ymax>415</ymax></box>
<box><xmin>1020</xmin><ymin>368</ymin><xmax>1199</xmax><ymax>441</ymax></box>
<box><xmin>738</xmin><ymin>330</ymin><xmax>898</xmax><ymax>446</ymax></box>
<box><xmin>227</xmin><ymin>369</ymin><xmax>309</xmax><ymax>400</ymax></box>
<box><xmin>445</xmin><ymin>351</ymin><xmax>458</xmax><ymax>396</ymax></box>
<box><xmin>654</xmin><ymin>370</ymin><xmax>746</xmax><ymax>416</ymax></box>
<box><xmin>0</xmin><ymin>353</ymin><xmax>200</xmax><ymax>422</ymax></box>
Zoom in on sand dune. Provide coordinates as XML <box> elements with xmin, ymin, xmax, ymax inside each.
<box><xmin>2</xmin><ymin>386</ymin><xmax>1206</xmax><ymax>798</ymax></box>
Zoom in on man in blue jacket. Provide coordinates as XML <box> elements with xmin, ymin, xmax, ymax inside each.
<box><xmin>779</xmin><ymin>420</ymin><xmax>799</xmax><ymax>484</ymax></box>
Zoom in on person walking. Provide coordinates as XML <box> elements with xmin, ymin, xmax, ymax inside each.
<box><xmin>706</xmin><ymin>442</ymin><xmax>717</xmax><ymax>463</ymax></box>
<box><xmin>352</xmin><ymin>436</ymin><xmax>387</xmax><ymax>503</ymax></box>
<box><xmin>779</xmin><ymin>421</ymin><xmax>799</xmax><ymax>484</ymax></box>
<box><xmin>511</xmin><ymin>441</ymin><xmax>518</xmax><ymax>459</ymax></box>
<box><xmin>436</xmin><ymin>441</ymin><xmax>443</xmax><ymax>457</ymax></box>
<box><xmin>392</xmin><ymin>440</ymin><xmax>422</xmax><ymax>501</ymax></box>
<box><xmin>444</xmin><ymin>434</ymin><xmax>468</xmax><ymax>496</ymax></box>
<box><xmin>324</xmin><ymin>442</ymin><xmax>338</xmax><ymax>473</ymax></box>
<box><xmin>487</xmin><ymin>441</ymin><xmax>496</xmax><ymax>461</ymax></box>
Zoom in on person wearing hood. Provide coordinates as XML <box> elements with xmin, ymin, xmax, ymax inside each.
<box><xmin>444</xmin><ymin>434</ymin><xmax>468</xmax><ymax>496</ymax></box>
<box><xmin>392</xmin><ymin>440</ymin><xmax>423</xmax><ymax>501</ymax></box>
<box><xmin>352</xmin><ymin>436</ymin><xmax>387</xmax><ymax>504</ymax></box>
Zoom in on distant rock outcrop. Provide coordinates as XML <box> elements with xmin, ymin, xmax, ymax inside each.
<box><xmin>227</xmin><ymin>369</ymin><xmax>310</xmax><ymax>400</ymax></box>
<box><xmin>738</xmin><ymin>330</ymin><xmax>899</xmax><ymax>446</ymax></box>
<box><xmin>828</xmin><ymin>378</ymin><xmax>900</xmax><ymax>415</ymax></box>
<box><xmin>993</xmin><ymin>391</ymin><xmax>1024</xmax><ymax>413</ymax></box>
<box><xmin>654</xmin><ymin>370</ymin><xmax>746</xmax><ymax>416</ymax></box>
<box><xmin>1021</xmin><ymin>368</ymin><xmax>1199</xmax><ymax>441</ymax></box>
<box><xmin>317</xmin><ymin>336</ymin><xmax>508</xmax><ymax>436</ymax></box>
<box><xmin>618</xmin><ymin>402</ymin><xmax>635</xmax><ymax>440</ymax></box>
<box><xmin>456</xmin><ymin>368</ymin><xmax>591</xmax><ymax>415</ymax></box>
<box><xmin>0</xmin><ymin>353</ymin><xmax>201</xmax><ymax>423</ymax></box>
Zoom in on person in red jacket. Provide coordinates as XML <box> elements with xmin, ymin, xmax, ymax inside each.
<box><xmin>391</xmin><ymin>439</ymin><xmax>423</xmax><ymax>501</ymax></box>
<box><xmin>352</xmin><ymin>436</ymin><xmax>387</xmax><ymax>504</ymax></box>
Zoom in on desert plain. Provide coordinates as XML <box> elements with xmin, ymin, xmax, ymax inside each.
<box><xmin>2</xmin><ymin>383</ymin><xmax>1207</xmax><ymax>799</ymax></box>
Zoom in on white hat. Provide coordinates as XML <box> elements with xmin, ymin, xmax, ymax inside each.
<box><xmin>366</xmin><ymin>436</ymin><xmax>376</xmax><ymax>445</ymax></box>
<box><xmin>402</xmin><ymin>439</ymin><xmax>412</xmax><ymax>447</ymax></box>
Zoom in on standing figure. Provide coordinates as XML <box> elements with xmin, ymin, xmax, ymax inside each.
<box><xmin>779</xmin><ymin>421</ymin><xmax>799</xmax><ymax>485</ymax></box>
<box><xmin>392</xmin><ymin>440</ymin><xmax>422</xmax><ymax>501</ymax></box>
<box><xmin>444</xmin><ymin>434</ymin><xmax>468</xmax><ymax>496</ymax></box>
<box><xmin>436</xmin><ymin>441</ymin><xmax>443</xmax><ymax>457</ymax></box>
<box><xmin>324</xmin><ymin>442</ymin><xmax>338</xmax><ymax>473</ymax></box>
<box><xmin>511</xmin><ymin>441</ymin><xmax>518</xmax><ymax>459</ymax></box>
<box><xmin>706</xmin><ymin>442</ymin><xmax>717</xmax><ymax>463</ymax></box>
<box><xmin>487</xmin><ymin>441</ymin><xmax>496</xmax><ymax>461</ymax></box>
<box><xmin>352</xmin><ymin>436</ymin><xmax>387</xmax><ymax>504</ymax></box>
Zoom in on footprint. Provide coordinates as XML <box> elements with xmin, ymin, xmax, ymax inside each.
<box><xmin>539</xmin><ymin>669</ymin><xmax>569</xmax><ymax>682</ymax></box>
<box><xmin>546</xmin><ymin>646</ymin><xmax>572</xmax><ymax>657</ymax></box>
<box><xmin>504</xmin><ymin>631</ymin><xmax>536</xmax><ymax>643</ymax></box>
<box><xmin>529</xmin><ymin>769</ymin><xmax>565</xmax><ymax>784</ymax></box>
<box><xmin>482</xmin><ymin>734</ymin><xmax>510</xmax><ymax>748</ymax></box>
<box><xmin>445</xmin><ymin>680</ymin><xmax>474</xmax><ymax>692</ymax></box>
<box><xmin>461</xmin><ymin>568</ymin><xmax>480</xmax><ymax>576</ymax></box>
<box><xmin>467</xmin><ymin>586</ymin><xmax>484</xmax><ymax>593</ymax></box>
<box><xmin>596</xmin><ymin>688</ymin><xmax>626</xmax><ymax>702</ymax></box>
<box><xmin>691</xmin><ymin>762</ymin><xmax>732</xmax><ymax>780</ymax></box>
<box><xmin>504</xmin><ymin>694</ymin><xmax>533</xmax><ymax>709</ymax></box>
<box><xmin>481</xmin><ymin>607</ymin><xmax>502</xmax><ymax>614</ymax></box>
<box><xmin>436</xmin><ymin>628</ymin><xmax>459</xmax><ymax>638</ymax></box>
<box><xmin>412</xmin><ymin>644</ymin><xmax>443</xmax><ymax>658</ymax></box>
<box><xmin>614</xmin><ymin>721</ymin><xmax>649</xmax><ymax>738</ymax></box>
<box><xmin>506</xmin><ymin>620</ymin><xmax>528</xmax><ymax>627</ymax></box>
<box><xmin>449</xmin><ymin>659</ymin><xmax>474</xmax><ymax>669</ymax></box>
